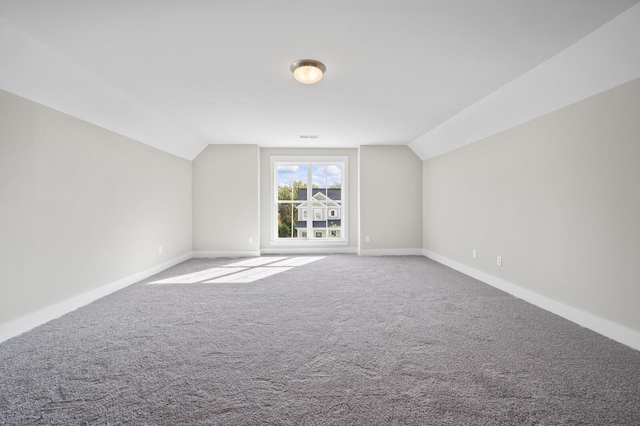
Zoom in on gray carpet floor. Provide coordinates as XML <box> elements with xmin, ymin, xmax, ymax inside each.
<box><xmin>1</xmin><ymin>255</ymin><xmax>639</xmax><ymax>425</ymax></box>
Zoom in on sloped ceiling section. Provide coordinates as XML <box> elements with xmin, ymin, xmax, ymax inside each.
<box><xmin>410</xmin><ymin>3</ymin><xmax>640</xmax><ymax>160</ymax></box>
<box><xmin>1</xmin><ymin>1</ymin><xmax>639</xmax><ymax>161</ymax></box>
<box><xmin>0</xmin><ymin>17</ymin><xmax>208</xmax><ymax>160</ymax></box>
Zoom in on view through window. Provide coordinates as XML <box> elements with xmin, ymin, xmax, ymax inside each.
<box><xmin>274</xmin><ymin>158</ymin><xmax>346</xmax><ymax>242</ymax></box>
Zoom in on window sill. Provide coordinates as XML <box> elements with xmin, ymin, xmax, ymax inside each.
<box><xmin>270</xmin><ymin>238</ymin><xmax>349</xmax><ymax>246</ymax></box>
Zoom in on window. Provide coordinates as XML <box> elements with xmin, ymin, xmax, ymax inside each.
<box><xmin>272</xmin><ymin>156</ymin><xmax>347</xmax><ymax>244</ymax></box>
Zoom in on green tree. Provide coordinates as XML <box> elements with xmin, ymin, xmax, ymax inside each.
<box><xmin>278</xmin><ymin>180</ymin><xmax>306</xmax><ymax>238</ymax></box>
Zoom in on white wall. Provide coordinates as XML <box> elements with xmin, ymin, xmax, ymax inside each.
<box><xmin>359</xmin><ymin>145</ymin><xmax>423</xmax><ymax>254</ymax></box>
<box><xmin>192</xmin><ymin>144</ymin><xmax>260</xmax><ymax>255</ymax></box>
<box><xmin>0</xmin><ymin>89</ymin><xmax>192</xmax><ymax>326</ymax></box>
<box><xmin>423</xmin><ymin>78</ymin><xmax>640</xmax><ymax>335</ymax></box>
<box><xmin>260</xmin><ymin>148</ymin><xmax>359</xmax><ymax>252</ymax></box>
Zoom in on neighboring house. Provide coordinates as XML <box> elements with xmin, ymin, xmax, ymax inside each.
<box><xmin>294</xmin><ymin>188</ymin><xmax>342</xmax><ymax>238</ymax></box>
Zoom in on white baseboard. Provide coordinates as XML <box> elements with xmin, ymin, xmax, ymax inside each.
<box><xmin>0</xmin><ymin>252</ymin><xmax>193</xmax><ymax>344</ymax></box>
<box><xmin>192</xmin><ymin>250</ymin><xmax>262</xmax><ymax>258</ymax></box>
<box><xmin>423</xmin><ymin>249</ymin><xmax>640</xmax><ymax>352</ymax></box>
<box><xmin>359</xmin><ymin>248</ymin><xmax>423</xmax><ymax>256</ymax></box>
<box><xmin>261</xmin><ymin>247</ymin><xmax>357</xmax><ymax>255</ymax></box>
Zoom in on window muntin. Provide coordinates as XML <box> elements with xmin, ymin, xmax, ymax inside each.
<box><xmin>272</xmin><ymin>157</ymin><xmax>347</xmax><ymax>243</ymax></box>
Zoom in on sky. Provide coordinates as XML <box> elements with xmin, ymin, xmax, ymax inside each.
<box><xmin>277</xmin><ymin>164</ymin><xmax>342</xmax><ymax>188</ymax></box>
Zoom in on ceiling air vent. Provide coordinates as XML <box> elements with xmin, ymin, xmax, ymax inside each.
<box><xmin>299</xmin><ymin>135</ymin><xmax>319</xmax><ymax>139</ymax></box>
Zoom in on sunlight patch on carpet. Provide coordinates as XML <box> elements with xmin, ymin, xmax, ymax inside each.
<box><xmin>268</xmin><ymin>256</ymin><xmax>325</xmax><ymax>267</ymax></box>
<box><xmin>148</xmin><ymin>267</ymin><xmax>247</xmax><ymax>284</ymax></box>
<box><xmin>147</xmin><ymin>257</ymin><xmax>325</xmax><ymax>285</ymax></box>
<box><xmin>225</xmin><ymin>257</ymin><xmax>289</xmax><ymax>267</ymax></box>
<box><xmin>204</xmin><ymin>266</ymin><xmax>293</xmax><ymax>283</ymax></box>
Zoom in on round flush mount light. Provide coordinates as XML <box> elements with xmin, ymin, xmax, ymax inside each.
<box><xmin>290</xmin><ymin>59</ymin><xmax>326</xmax><ymax>84</ymax></box>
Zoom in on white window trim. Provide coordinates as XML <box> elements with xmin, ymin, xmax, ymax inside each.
<box><xmin>270</xmin><ymin>155</ymin><xmax>348</xmax><ymax>246</ymax></box>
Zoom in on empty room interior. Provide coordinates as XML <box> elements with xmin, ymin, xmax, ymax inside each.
<box><xmin>1</xmin><ymin>1</ymin><xmax>640</xmax><ymax>424</ymax></box>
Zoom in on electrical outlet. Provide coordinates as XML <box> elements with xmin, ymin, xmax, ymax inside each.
<box><xmin>497</xmin><ymin>256</ymin><xmax>502</xmax><ymax>266</ymax></box>
<box><xmin>473</xmin><ymin>249</ymin><xmax>477</xmax><ymax>259</ymax></box>
<box><xmin>365</xmin><ymin>236</ymin><xmax>371</xmax><ymax>243</ymax></box>
<box><xmin>159</xmin><ymin>246</ymin><xmax>163</xmax><ymax>254</ymax></box>
<box><xmin>248</xmin><ymin>237</ymin><xmax>253</xmax><ymax>244</ymax></box>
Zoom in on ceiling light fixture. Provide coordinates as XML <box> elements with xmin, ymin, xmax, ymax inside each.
<box><xmin>290</xmin><ymin>59</ymin><xmax>326</xmax><ymax>84</ymax></box>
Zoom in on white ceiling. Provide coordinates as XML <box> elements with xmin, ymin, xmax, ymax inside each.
<box><xmin>1</xmin><ymin>0</ymin><xmax>639</xmax><ymax>160</ymax></box>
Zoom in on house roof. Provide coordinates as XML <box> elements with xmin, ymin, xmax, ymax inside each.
<box><xmin>296</xmin><ymin>188</ymin><xmax>341</xmax><ymax>202</ymax></box>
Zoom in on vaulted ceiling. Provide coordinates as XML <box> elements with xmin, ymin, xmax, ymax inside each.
<box><xmin>1</xmin><ymin>0</ymin><xmax>639</xmax><ymax>160</ymax></box>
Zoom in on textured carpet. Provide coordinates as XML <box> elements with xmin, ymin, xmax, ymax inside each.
<box><xmin>1</xmin><ymin>255</ymin><xmax>639</xmax><ymax>425</ymax></box>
